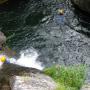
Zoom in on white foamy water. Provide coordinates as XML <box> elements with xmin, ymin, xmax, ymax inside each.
<box><xmin>13</xmin><ymin>48</ymin><xmax>44</xmax><ymax>70</ymax></box>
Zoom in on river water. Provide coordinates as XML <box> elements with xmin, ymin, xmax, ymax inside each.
<box><xmin>0</xmin><ymin>0</ymin><xmax>90</xmax><ymax>70</ymax></box>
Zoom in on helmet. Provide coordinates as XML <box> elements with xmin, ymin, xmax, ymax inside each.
<box><xmin>57</xmin><ymin>9</ymin><xmax>64</xmax><ymax>15</ymax></box>
<box><xmin>0</xmin><ymin>56</ymin><xmax>6</xmax><ymax>62</ymax></box>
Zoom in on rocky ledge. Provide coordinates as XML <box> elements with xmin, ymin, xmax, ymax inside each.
<box><xmin>0</xmin><ymin>63</ymin><xmax>56</xmax><ymax>90</ymax></box>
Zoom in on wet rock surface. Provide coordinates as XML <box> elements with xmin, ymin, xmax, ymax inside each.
<box><xmin>37</xmin><ymin>21</ymin><xmax>90</xmax><ymax>66</ymax></box>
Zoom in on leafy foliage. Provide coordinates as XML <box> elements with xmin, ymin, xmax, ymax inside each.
<box><xmin>44</xmin><ymin>65</ymin><xmax>87</xmax><ymax>90</ymax></box>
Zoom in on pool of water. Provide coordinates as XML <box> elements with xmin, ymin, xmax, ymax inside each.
<box><xmin>0</xmin><ymin>0</ymin><xmax>90</xmax><ymax>68</ymax></box>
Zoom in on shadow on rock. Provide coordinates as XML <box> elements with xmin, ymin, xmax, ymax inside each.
<box><xmin>72</xmin><ymin>3</ymin><xmax>90</xmax><ymax>37</ymax></box>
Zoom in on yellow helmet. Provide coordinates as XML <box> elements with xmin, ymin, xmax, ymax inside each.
<box><xmin>57</xmin><ymin>9</ymin><xmax>64</xmax><ymax>15</ymax></box>
<box><xmin>0</xmin><ymin>56</ymin><xmax>6</xmax><ymax>62</ymax></box>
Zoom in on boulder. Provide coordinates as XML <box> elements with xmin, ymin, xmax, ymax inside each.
<box><xmin>0</xmin><ymin>63</ymin><xmax>56</xmax><ymax>90</ymax></box>
<box><xmin>71</xmin><ymin>0</ymin><xmax>90</xmax><ymax>13</ymax></box>
<box><xmin>10</xmin><ymin>73</ymin><xmax>56</xmax><ymax>90</ymax></box>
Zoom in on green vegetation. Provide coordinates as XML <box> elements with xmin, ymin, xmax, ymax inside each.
<box><xmin>44</xmin><ymin>65</ymin><xmax>87</xmax><ymax>90</ymax></box>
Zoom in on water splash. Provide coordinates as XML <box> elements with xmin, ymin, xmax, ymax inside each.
<box><xmin>15</xmin><ymin>48</ymin><xmax>44</xmax><ymax>70</ymax></box>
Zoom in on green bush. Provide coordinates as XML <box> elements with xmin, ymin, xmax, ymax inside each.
<box><xmin>44</xmin><ymin>65</ymin><xmax>86</xmax><ymax>90</ymax></box>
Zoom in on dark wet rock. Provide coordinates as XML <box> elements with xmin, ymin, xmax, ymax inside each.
<box><xmin>71</xmin><ymin>0</ymin><xmax>90</xmax><ymax>13</ymax></box>
<box><xmin>0</xmin><ymin>63</ymin><xmax>42</xmax><ymax>76</ymax></box>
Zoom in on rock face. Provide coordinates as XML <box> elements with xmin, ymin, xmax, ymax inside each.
<box><xmin>71</xmin><ymin>0</ymin><xmax>90</xmax><ymax>13</ymax></box>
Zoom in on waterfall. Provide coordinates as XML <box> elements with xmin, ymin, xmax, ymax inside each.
<box><xmin>3</xmin><ymin>48</ymin><xmax>44</xmax><ymax>70</ymax></box>
<box><xmin>9</xmin><ymin>48</ymin><xmax>44</xmax><ymax>70</ymax></box>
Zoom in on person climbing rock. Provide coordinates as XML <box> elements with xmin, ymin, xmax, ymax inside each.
<box><xmin>54</xmin><ymin>3</ymin><xmax>65</xmax><ymax>25</ymax></box>
<box><xmin>54</xmin><ymin>8</ymin><xmax>65</xmax><ymax>25</ymax></box>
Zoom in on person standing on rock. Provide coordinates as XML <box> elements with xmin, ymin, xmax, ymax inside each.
<box><xmin>54</xmin><ymin>3</ymin><xmax>65</xmax><ymax>25</ymax></box>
